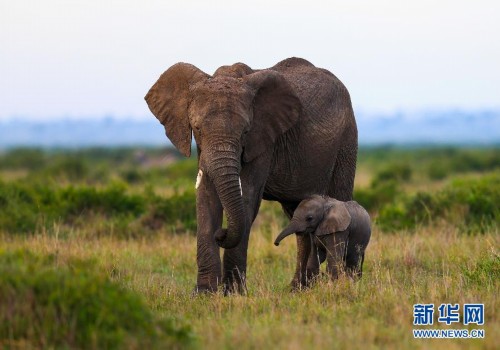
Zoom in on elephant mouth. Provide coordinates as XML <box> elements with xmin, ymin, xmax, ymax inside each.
<box><xmin>295</xmin><ymin>230</ymin><xmax>309</xmax><ymax>236</ymax></box>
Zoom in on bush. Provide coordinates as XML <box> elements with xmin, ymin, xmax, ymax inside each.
<box><xmin>371</xmin><ymin>163</ymin><xmax>412</xmax><ymax>186</ymax></box>
<box><xmin>0</xmin><ymin>180</ymin><xmax>48</xmax><ymax>233</ymax></box>
<box><xmin>354</xmin><ymin>180</ymin><xmax>399</xmax><ymax>212</ymax></box>
<box><xmin>0</xmin><ymin>181</ymin><xmax>145</xmax><ymax>234</ymax></box>
<box><xmin>59</xmin><ymin>183</ymin><xmax>145</xmax><ymax>218</ymax></box>
<box><xmin>427</xmin><ymin>161</ymin><xmax>448</xmax><ymax>180</ymax></box>
<box><xmin>377</xmin><ymin>173</ymin><xmax>500</xmax><ymax>232</ymax></box>
<box><xmin>164</xmin><ymin>159</ymin><xmax>198</xmax><ymax>180</ymax></box>
<box><xmin>143</xmin><ymin>190</ymin><xmax>197</xmax><ymax>233</ymax></box>
<box><xmin>44</xmin><ymin>158</ymin><xmax>90</xmax><ymax>181</ymax></box>
<box><xmin>377</xmin><ymin>192</ymin><xmax>440</xmax><ymax>231</ymax></box>
<box><xmin>0</xmin><ymin>148</ymin><xmax>47</xmax><ymax>171</ymax></box>
<box><xmin>354</xmin><ymin>163</ymin><xmax>412</xmax><ymax>213</ymax></box>
<box><xmin>0</xmin><ymin>180</ymin><xmax>198</xmax><ymax>236</ymax></box>
<box><xmin>120</xmin><ymin>168</ymin><xmax>144</xmax><ymax>183</ymax></box>
<box><xmin>0</xmin><ymin>249</ymin><xmax>194</xmax><ymax>349</ymax></box>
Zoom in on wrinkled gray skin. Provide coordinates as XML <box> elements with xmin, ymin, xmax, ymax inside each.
<box><xmin>145</xmin><ymin>57</ymin><xmax>357</xmax><ymax>294</ymax></box>
<box><xmin>274</xmin><ymin>195</ymin><xmax>371</xmax><ymax>289</ymax></box>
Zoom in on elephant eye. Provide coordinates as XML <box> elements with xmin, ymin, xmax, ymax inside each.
<box><xmin>306</xmin><ymin>215</ymin><xmax>313</xmax><ymax>222</ymax></box>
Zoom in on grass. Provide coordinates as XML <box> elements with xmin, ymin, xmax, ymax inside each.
<box><xmin>0</xmin><ymin>249</ymin><xmax>193</xmax><ymax>349</ymax></box>
<box><xmin>0</xmin><ymin>146</ymin><xmax>498</xmax><ymax>349</ymax></box>
<box><xmin>1</xmin><ymin>216</ymin><xmax>497</xmax><ymax>349</ymax></box>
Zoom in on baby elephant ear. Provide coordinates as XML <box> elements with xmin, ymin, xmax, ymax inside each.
<box><xmin>315</xmin><ymin>200</ymin><xmax>351</xmax><ymax>236</ymax></box>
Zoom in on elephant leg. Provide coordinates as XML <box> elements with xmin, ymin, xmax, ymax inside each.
<box><xmin>291</xmin><ymin>234</ymin><xmax>312</xmax><ymax>290</ymax></box>
<box><xmin>222</xmin><ymin>156</ymin><xmax>272</xmax><ymax>295</ymax></box>
<box><xmin>345</xmin><ymin>245</ymin><xmax>365</xmax><ymax>279</ymax></box>
<box><xmin>281</xmin><ymin>202</ymin><xmax>321</xmax><ymax>289</ymax></box>
<box><xmin>279</xmin><ymin>202</ymin><xmax>312</xmax><ymax>290</ymax></box>
<box><xmin>195</xmin><ymin>172</ymin><xmax>223</xmax><ymax>293</ymax></box>
<box><xmin>322</xmin><ymin>232</ymin><xmax>348</xmax><ymax>280</ymax></box>
<box><xmin>305</xmin><ymin>241</ymin><xmax>326</xmax><ymax>284</ymax></box>
<box><xmin>221</xmin><ymin>200</ymin><xmax>256</xmax><ymax>295</ymax></box>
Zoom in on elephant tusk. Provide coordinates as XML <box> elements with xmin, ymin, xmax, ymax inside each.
<box><xmin>239</xmin><ymin>177</ymin><xmax>243</xmax><ymax>196</ymax></box>
<box><xmin>195</xmin><ymin>169</ymin><xmax>203</xmax><ymax>189</ymax></box>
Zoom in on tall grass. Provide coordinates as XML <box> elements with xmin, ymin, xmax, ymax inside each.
<box><xmin>1</xmin><ymin>222</ymin><xmax>497</xmax><ymax>349</ymax></box>
<box><xmin>0</xmin><ymin>249</ymin><xmax>193</xmax><ymax>349</ymax></box>
<box><xmin>0</xmin><ymin>146</ymin><xmax>498</xmax><ymax>348</ymax></box>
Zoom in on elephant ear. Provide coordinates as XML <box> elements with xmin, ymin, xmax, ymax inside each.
<box><xmin>316</xmin><ymin>199</ymin><xmax>351</xmax><ymax>237</ymax></box>
<box><xmin>242</xmin><ymin>70</ymin><xmax>301</xmax><ymax>162</ymax></box>
<box><xmin>144</xmin><ymin>63</ymin><xmax>209</xmax><ymax>157</ymax></box>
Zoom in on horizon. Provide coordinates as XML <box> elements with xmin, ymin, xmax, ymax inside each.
<box><xmin>1</xmin><ymin>106</ymin><xmax>499</xmax><ymax>123</ymax></box>
<box><xmin>1</xmin><ymin>109</ymin><xmax>499</xmax><ymax>148</ymax></box>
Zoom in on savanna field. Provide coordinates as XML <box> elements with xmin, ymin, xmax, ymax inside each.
<box><xmin>0</xmin><ymin>147</ymin><xmax>498</xmax><ymax>349</ymax></box>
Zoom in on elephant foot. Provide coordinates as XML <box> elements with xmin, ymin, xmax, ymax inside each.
<box><xmin>222</xmin><ymin>265</ymin><xmax>247</xmax><ymax>295</ymax></box>
<box><xmin>290</xmin><ymin>268</ymin><xmax>319</xmax><ymax>291</ymax></box>
<box><xmin>193</xmin><ymin>276</ymin><xmax>220</xmax><ymax>295</ymax></box>
<box><xmin>223</xmin><ymin>281</ymin><xmax>248</xmax><ymax>296</ymax></box>
<box><xmin>192</xmin><ymin>284</ymin><xmax>218</xmax><ymax>296</ymax></box>
<box><xmin>290</xmin><ymin>277</ymin><xmax>310</xmax><ymax>292</ymax></box>
<box><xmin>305</xmin><ymin>268</ymin><xmax>320</xmax><ymax>284</ymax></box>
<box><xmin>223</xmin><ymin>274</ymin><xmax>248</xmax><ymax>296</ymax></box>
<box><xmin>345</xmin><ymin>267</ymin><xmax>362</xmax><ymax>281</ymax></box>
<box><xmin>290</xmin><ymin>280</ymin><xmax>305</xmax><ymax>292</ymax></box>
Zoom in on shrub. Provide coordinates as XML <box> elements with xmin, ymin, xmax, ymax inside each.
<box><xmin>164</xmin><ymin>159</ymin><xmax>198</xmax><ymax>180</ymax></box>
<box><xmin>45</xmin><ymin>158</ymin><xmax>90</xmax><ymax>181</ymax></box>
<box><xmin>354</xmin><ymin>180</ymin><xmax>399</xmax><ymax>212</ymax></box>
<box><xmin>0</xmin><ymin>180</ymin><xmax>199</xmax><ymax>236</ymax></box>
<box><xmin>0</xmin><ymin>180</ymin><xmax>46</xmax><ymax>233</ymax></box>
<box><xmin>0</xmin><ymin>249</ymin><xmax>194</xmax><ymax>349</ymax></box>
<box><xmin>120</xmin><ymin>168</ymin><xmax>144</xmax><ymax>183</ymax></box>
<box><xmin>0</xmin><ymin>181</ymin><xmax>145</xmax><ymax>234</ymax></box>
<box><xmin>0</xmin><ymin>148</ymin><xmax>47</xmax><ymax>171</ymax></box>
<box><xmin>443</xmin><ymin>175</ymin><xmax>500</xmax><ymax>231</ymax></box>
<box><xmin>377</xmin><ymin>173</ymin><xmax>500</xmax><ymax>232</ymax></box>
<box><xmin>427</xmin><ymin>161</ymin><xmax>448</xmax><ymax>180</ymax></box>
<box><xmin>59</xmin><ymin>183</ymin><xmax>145</xmax><ymax>218</ymax></box>
<box><xmin>143</xmin><ymin>190</ymin><xmax>197</xmax><ymax>233</ymax></box>
<box><xmin>377</xmin><ymin>192</ymin><xmax>440</xmax><ymax>231</ymax></box>
<box><xmin>371</xmin><ymin>163</ymin><xmax>412</xmax><ymax>186</ymax></box>
<box><xmin>354</xmin><ymin>163</ymin><xmax>411</xmax><ymax>213</ymax></box>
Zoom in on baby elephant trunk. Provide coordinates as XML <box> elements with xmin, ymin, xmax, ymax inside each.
<box><xmin>274</xmin><ymin>222</ymin><xmax>302</xmax><ymax>246</ymax></box>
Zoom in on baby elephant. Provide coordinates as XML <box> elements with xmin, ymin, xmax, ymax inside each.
<box><xmin>274</xmin><ymin>195</ymin><xmax>371</xmax><ymax>289</ymax></box>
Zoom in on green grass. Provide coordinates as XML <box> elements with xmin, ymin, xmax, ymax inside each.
<box><xmin>0</xmin><ymin>249</ymin><xmax>194</xmax><ymax>349</ymax></box>
<box><xmin>377</xmin><ymin>172</ymin><xmax>500</xmax><ymax>232</ymax></box>
<box><xmin>0</xmin><ymin>146</ymin><xmax>498</xmax><ymax>349</ymax></box>
<box><xmin>1</xmin><ymin>223</ymin><xmax>497</xmax><ymax>349</ymax></box>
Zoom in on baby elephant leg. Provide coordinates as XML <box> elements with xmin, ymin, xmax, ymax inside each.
<box><xmin>345</xmin><ymin>244</ymin><xmax>365</xmax><ymax>279</ymax></box>
<box><xmin>291</xmin><ymin>234</ymin><xmax>312</xmax><ymax>290</ymax></box>
<box><xmin>321</xmin><ymin>232</ymin><xmax>348</xmax><ymax>280</ymax></box>
<box><xmin>306</xmin><ymin>239</ymin><xmax>326</xmax><ymax>283</ymax></box>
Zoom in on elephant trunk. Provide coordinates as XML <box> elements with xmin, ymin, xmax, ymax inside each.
<box><xmin>203</xmin><ymin>144</ymin><xmax>246</xmax><ymax>249</ymax></box>
<box><xmin>274</xmin><ymin>221</ymin><xmax>302</xmax><ymax>246</ymax></box>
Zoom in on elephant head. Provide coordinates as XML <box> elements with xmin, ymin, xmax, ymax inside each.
<box><xmin>145</xmin><ymin>63</ymin><xmax>301</xmax><ymax>249</ymax></box>
<box><xmin>274</xmin><ymin>195</ymin><xmax>351</xmax><ymax>246</ymax></box>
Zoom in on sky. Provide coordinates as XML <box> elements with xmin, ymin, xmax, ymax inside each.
<box><xmin>1</xmin><ymin>0</ymin><xmax>499</xmax><ymax>121</ymax></box>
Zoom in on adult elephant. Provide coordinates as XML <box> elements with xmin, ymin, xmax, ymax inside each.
<box><xmin>145</xmin><ymin>57</ymin><xmax>358</xmax><ymax>293</ymax></box>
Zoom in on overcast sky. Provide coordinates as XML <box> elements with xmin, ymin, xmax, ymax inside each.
<box><xmin>1</xmin><ymin>0</ymin><xmax>499</xmax><ymax>120</ymax></box>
